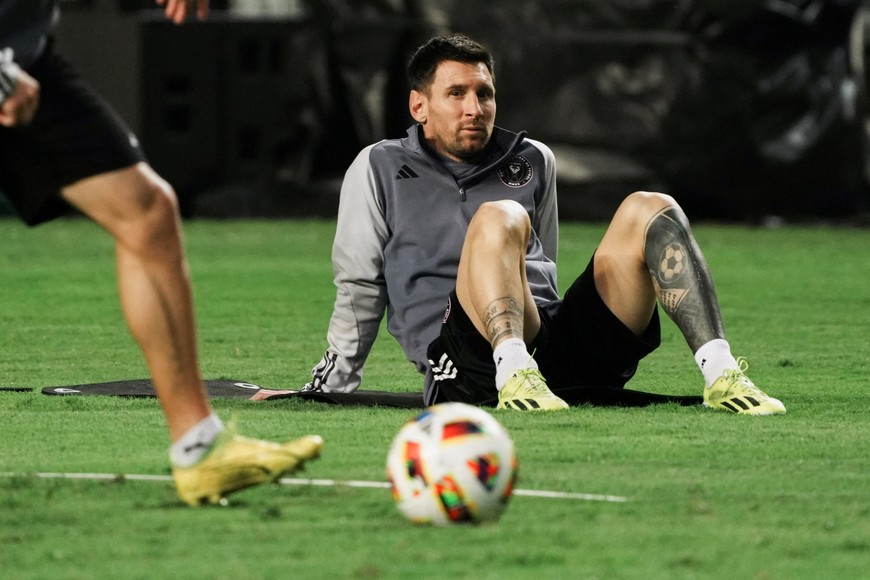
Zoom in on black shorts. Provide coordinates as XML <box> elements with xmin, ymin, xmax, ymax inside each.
<box><xmin>0</xmin><ymin>41</ymin><xmax>146</xmax><ymax>226</ymax></box>
<box><xmin>425</xmin><ymin>257</ymin><xmax>661</xmax><ymax>406</ymax></box>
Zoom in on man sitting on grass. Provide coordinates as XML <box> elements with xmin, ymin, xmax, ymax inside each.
<box><xmin>303</xmin><ymin>33</ymin><xmax>785</xmax><ymax>416</ymax></box>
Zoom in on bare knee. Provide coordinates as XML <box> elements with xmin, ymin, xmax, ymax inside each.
<box><xmin>612</xmin><ymin>191</ymin><xmax>681</xmax><ymax>230</ymax></box>
<box><xmin>118</xmin><ymin>175</ymin><xmax>183</xmax><ymax>259</ymax></box>
<box><xmin>469</xmin><ymin>200</ymin><xmax>531</xmax><ymax>248</ymax></box>
<box><xmin>622</xmin><ymin>191</ymin><xmax>677</xmax><ymax>217</ymax></box>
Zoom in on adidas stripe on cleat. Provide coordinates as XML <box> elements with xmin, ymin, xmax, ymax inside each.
<box><xmin>497</xmin><ymin>368</ymin><xmax>568</xmax><ymax>411</ymax></box>
<box><xmin>500</xmin><ymin>397</ymin><xmax>543</xmax><ymax>411</ymax></box>
<box><xmin>703</xmin><ymin>358</ymin><xmax>786</xmax><ymax>416</ymax></box>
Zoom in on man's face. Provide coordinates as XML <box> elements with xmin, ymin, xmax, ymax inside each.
<box><xmin>410</xmin><ymin>60</ymin><xmax>496</xmax><ymax>162</ymax></box>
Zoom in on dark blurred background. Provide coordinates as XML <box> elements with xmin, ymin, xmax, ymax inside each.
<box><xmin>49</xmin><ymin>0</ymin><xmax>870</xmax><ymax>222</ymax></box>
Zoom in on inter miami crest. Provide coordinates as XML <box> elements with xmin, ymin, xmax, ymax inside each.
<box><xmin>497</xmin><ymin>155</ymin><xmax>533</xmax><ymax>187</ymax></box>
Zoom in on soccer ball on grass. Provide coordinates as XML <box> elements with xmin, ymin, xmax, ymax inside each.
<box><xmin>386</xmin><ymin>402</ymin><xmax>517</xmax><ymax>525</ymax></box>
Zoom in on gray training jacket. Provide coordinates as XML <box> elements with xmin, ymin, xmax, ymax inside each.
<box><xmin>309</xmin><ymin>124</ymin><xmax>560</xmax><ymax>393</ymax></box>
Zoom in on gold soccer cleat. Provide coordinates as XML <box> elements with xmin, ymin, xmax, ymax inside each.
<box><xmin>173</xmin><ymin>430</ymin><xmax>323</xmax><ymax>506</ymax></box>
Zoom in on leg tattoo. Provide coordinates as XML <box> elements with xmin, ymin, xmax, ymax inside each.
<box><xmin>483</xmin><ymin>297</ymin><xmax>524</xmax><ymax>347</ymax></box>
<box><xmin>643</xmin><ymin>208</ymin><xmax>725</xmax><ymax>351</ymax></box>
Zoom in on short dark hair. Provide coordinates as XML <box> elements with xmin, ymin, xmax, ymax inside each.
<box><xmin>407</xmin><ymin>34</ymin><xmax>495</xmax><ymax>92</ymax></box>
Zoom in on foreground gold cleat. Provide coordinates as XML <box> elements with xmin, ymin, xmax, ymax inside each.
<box><xmin>497</xmin><ymin>368</ymin><xmax>569</xmax><ymax>411</ymax></box>
<box><xmin>704</xmin><ymin>358</ymin><xmax>786</xmax><ymax>416</ymax></box>
<box><xmin>173</xmin><ymin>430</ymin><xmax>324</xmax><ymax>506</ymax></box>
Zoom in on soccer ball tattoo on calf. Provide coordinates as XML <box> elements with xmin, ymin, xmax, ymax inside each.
<box><xmin>644</xmin><ymin>207</ymin><xmax>725</xmax><ymax>351</ymax></box>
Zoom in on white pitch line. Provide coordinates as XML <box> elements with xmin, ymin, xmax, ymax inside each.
<box><xmin>280</xmin><ymin>478</ymin><xmax>627</xmax><ymax>502</ymax></box>
<box><xmin>513</xmin><ymin>488</ymin><xmax>628</xmax><ymax>502</ymax></box>
<box><xmin>280</xmin><ymin>477</ymin><xmax>390</xmax><ymax>489</ymax></box>
<box><xmin>0</xmin><ymin>471</ymin><xmax>173</xmax><ymax>482</ymax></box>
<box><xmin>0</xmin><ymin>471</ymin><xmax>628</xmax><ymax>503</ymax></box>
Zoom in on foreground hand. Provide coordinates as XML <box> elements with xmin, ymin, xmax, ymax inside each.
<box><xmin>156</xmin><ymin>0</ymin><xmax>209</xmax><ymax>24</ymax></box>
<box><xmin>0</xmin><ymin>69</ymin><xmax>39</xmax><ymax>127</ymax></box>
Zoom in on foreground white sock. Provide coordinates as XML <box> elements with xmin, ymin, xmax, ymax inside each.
<box><xmin>493</xmin><ymin>338</ymin><xmax>537</xmax><ymax>390</ymax></box>
<box><xmin>694</xmin><ymin>339</ymin><xmax>739</xmax><ymax>387</ymax></box>
<box><xmin>170</xmin><ymin>414</ymin><xmax>224</xmax><ymax>467</ymax></box>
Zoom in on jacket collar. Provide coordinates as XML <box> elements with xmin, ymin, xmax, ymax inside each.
<box><xmin>406</xmin><ymin>124</ymin><xmax>527</xmax><ymax>187</ymax></box>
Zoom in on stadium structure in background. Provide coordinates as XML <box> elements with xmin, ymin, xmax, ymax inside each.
<box><xmin>39</xmin><ymin>0</ymin><xmax>870</xmax><ymax>222</ymax></box>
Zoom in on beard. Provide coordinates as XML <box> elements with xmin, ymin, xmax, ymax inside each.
<box><xmin>444</xmin><ymin>131</ymin><xmax>491</xmax><ymax>161</ymax></box>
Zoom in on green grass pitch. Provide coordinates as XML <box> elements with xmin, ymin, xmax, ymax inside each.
<box><xmin>1</xmin><ymin>217</ymin><xmax>868</xmax><ymax>578</ymax></box>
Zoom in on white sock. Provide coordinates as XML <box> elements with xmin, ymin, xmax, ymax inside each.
<box><xmin>493</xmin><ymin>338</ymin><xmax>537</xmax><ymax>390</ymax></box>
<box><xmin>169</xmin><ymin>414</ymin><xmax>224</xmax><ymax>467</ymax></box>
<box><xmin>694</xmin><ymin>339</ymin><xmax>739</xmax><ymax>387</ymax></box>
